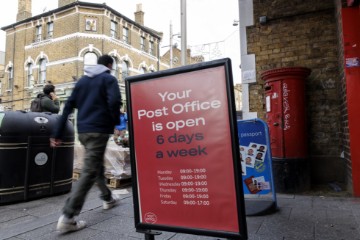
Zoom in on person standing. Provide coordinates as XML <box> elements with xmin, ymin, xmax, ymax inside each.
<box><xmin>50</xmin><ymin>55</ymin><xmax>122</xmax><ymax>233</ymax></box>
<box><xmin>31</xmin><ymin>84</ymin><xmax>60</xmax><ymax>113</ymax></box>
<box><xmin>113</xmin><ymin>110</ymin><xmax>128</xmax><ymax>146</ymax></box>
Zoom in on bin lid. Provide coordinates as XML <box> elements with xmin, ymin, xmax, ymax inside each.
<box><xmin>0</xmin><ymin>111</ymin><xmax>73</xmax><ymax>137</ymax></box>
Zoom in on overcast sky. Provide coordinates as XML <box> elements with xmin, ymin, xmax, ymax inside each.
<box><xmin>0</xmin><ymin>0</ymin><xmax>241</xmax><ymax>83</ymax></box>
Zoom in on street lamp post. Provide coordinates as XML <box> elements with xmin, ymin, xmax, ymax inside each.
<box><xmin>169</xmin><ymin>22</ymin><xmax>180</xmax><ymax>68</ymax></box>
<box><xmin>170</xmin><ymin>22</ymin><xmax>174</xmax><ymax>68</ymax></box>
<box><xmin>180</xmin><ymin>0</ymin><xmax>187</xmax><ymax>66</ymax></box>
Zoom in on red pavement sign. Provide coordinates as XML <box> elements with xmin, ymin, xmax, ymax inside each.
<box><xmin>126</xmin><ymin>58</ymin><xmax>247</xmax><ymax>239</ymax></box>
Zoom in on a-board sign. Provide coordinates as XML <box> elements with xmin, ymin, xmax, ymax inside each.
<box><xmin>126</xmin><ymin>58</ymin><xmax>247</xmax><ymax>239</ymax></box>
<box><xmin>238</xmin><ymin>119</ymin><xmax>277</xmax><ymax>216</ymax></box>
<box><xmin>238</xmin><ymin>119</ymin><xmax>275</xmax><ymax>195</ymax></box>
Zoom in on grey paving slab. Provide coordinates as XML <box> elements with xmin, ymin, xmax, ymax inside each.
<box><xmin>168</xmin><ymin>233</ymin><xmax>218</xmax><ymax>239</ymax></box>
<box><xmin>0</xmin><ymin>212</ymin><xmax>58</xmax><ymax>240</ymax></box>
<box><xmin>37</xmin><ymin>227</ymin><xmax>100</xmax><ymax>240</ymax></box>
<box><xmin>0</xmin><ymin>215</ymin><xmax>38</xmax><ymax>231</ymax></box>
<box><xmin>1</xmin><ymin>180</ymin><xmax>360</xmax><ymax>240</ymax></box>
<box><xmin>314</xmin><ymin>222</ymin><xmax>360</xmax><ymax>240</ymax></box>
<box><xmin>245</xmin><ymin>217</ymin><xmax>264</xmax><ymax>234</ymax></box>
<box><xmin>289</xmin><ymin>207</ymin><xmax>327</xmax><ymax>222</ymax></box>
<box><xmin>257</xmin><ymin>217</ymin><xmax>314</xmax><ymax>239</ymax></box>
<box><xmin>0</xmin><ymin>209</ymin><xmax>29</xmax><ymax>224</ymax></box>
<box><xmin>89</xmin><ymin>215</ymin><xmax>142</xmax><ymax>238</ymax></box>
<box><xmin>87</xmin><ymin>231</ymin><xmax>142</xmax><ymax>240</ymax></box>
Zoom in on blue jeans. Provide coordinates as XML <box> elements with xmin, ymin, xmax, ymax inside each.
<box><xmin>63</xmin><ymin>133</ymin><xmax>112</xmax><ymax>218</ymax></box>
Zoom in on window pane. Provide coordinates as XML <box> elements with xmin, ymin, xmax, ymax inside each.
<box><xmin>111</xmin><ymin>57</ymin><xmax>118</xmax><ymax>77</ymax></box>
<box><xmin>84</xmin><ymin>52</ymin><xmax>98</xmax><ymax>73</ymax></box>
<box><xmin>149</xmin><ymin>41</ymin><xmax>155</xmax><ymax>55</ymax></box>
<box><xmin>39</xmin><ymin>59</ymin><xmax>47</xmax><ymax>84</ymax></box>
<box><xmin>36</xmin><ymin>26</ymin><xmax>42</xmax><ymax>41</ymax></box>
<box><xmin>8</xmin><ymin>67</ymin><xmax>13</xmax><ymax>89</ymax></box>
<box><xmin>111</xmin><ymin>21</ymin><xmax>117</xmax><ymax>38</ymax></box>
<box><xmin>84</xmin><ymin>52</ymin><xmax>97</xmax><ymax>66</ymax></box>
<box><xmin>140</xmin><ymin>37</ymin><xmax>145</xmax><ymax>51</ymax></box>
<box><xmin>122</xmin><ymin>61</ymin><xmax>128</xmax><ymax>81</ymax></box>
<box><xmin>47</xmin><ymin>22</ymin><xmax>53</xmax><ymax>38</ymax></box>
<box><xmin>27</xmin><ymin>63</ymin><xmax>33</xmax><ymax>86</ymax></box>
<box><xmin>123</xmin><ymin>28</ymin><xmax>129</xmax><ymax>43</ymax></box>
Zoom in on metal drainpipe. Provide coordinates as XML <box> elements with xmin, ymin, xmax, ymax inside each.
<box><xmin>157</xmin><ymin>38</ymin><xmax>160</xmax><ymax>71</ymax></box>
<box><xmin>11</xmin><ymin>24</ymin><xmax>16</xmax><ymax>110</ymax></box>
<box><xmin>76</xmin><ymin>5</ymin><xmax>79</xmax><ymax>80</ymax></box>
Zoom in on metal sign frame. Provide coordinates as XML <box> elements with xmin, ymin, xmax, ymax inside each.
<box><xmin>126</xmin><ymin>58</ymin><xmax>247</xmax><ymax>239</ymax></box>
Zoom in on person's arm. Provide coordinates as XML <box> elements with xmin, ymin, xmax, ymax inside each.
<box><xmin>50</xmin><ymin>86</ymin><xmax>77</xmax><ymax>145</ymax></box>
<box><xmin>106</xmin><ymin>76</ymin><xmax>122</xmax><ymax>126</ymax></box>
<box><xmin>42</xmin><ymin>94</ymin><xmax>60</xmax><ymax>113</ymax></box>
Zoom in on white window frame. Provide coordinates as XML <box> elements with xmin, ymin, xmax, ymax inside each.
<box><xmin>111</xmin><ymin>21</ymin><xmax>117</xmax><ymax>38</ymax></box>
<box><xmin>111</xmin><ymin>56</ymin><xmax>118</xmax><ymax>78</ymax></box>
<box><xmin>83</xmin><ymin>52</ymin><xmax>98</xmax><ymax>73</ymax></box>
<box><xmin>149</xmin><ymin>41</ymin><xmax>154</xmax><ymax>55</ymax></box>
<box><xmin>7</xmin><ymin>67</ymin><xmax>13</xmax><ymax>90</ymax></box>
<box><xmin>36</xmin><ymin>25</ymin><xmax>42</xmax><ymax>42</ymax></box>
<box><xmin>47</xmin><ymin>22</ymin><xmax>53</xmax><ymax>39</ymax></box>
<box><xmin>122</xmin><ymin>61</ymin><xmax>129</xmax><ymax>81</ymax></box>
<box><xmin>38</xmin><ymin>58</ymin><xmax>47</xmax><ymax>84</ymax></box>
<box><xmin>140</xmin><ymin>36</ymin><xmax>146</xmax><ymax>51</ymax></box>
<box><xmin>122</xmin><ymin>27</ymin><xmax>129</xmax><ymax>44</ymax></box>
<box><xmin>27</xmin><ymin>62</ymin><xmax>33</xmax><ymax>87</ymax></box>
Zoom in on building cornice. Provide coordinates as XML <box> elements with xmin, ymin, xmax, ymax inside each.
<box><xmin>1</xmin><ymin>1</ymin><xmax>162</xmax><ymax>40</ymax></box>
<box><xmin>25</xmin><ymin>32</ymin><xmax>159</xmax><ymax>62</ymax></box>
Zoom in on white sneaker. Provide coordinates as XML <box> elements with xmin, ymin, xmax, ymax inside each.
<box><xmin>56</xmin><ymin>215</ymin><xmax>86</xmax><ymax>233</ymax></box>
<box><xmin>103</xmin><ymin>196</ymin><xmax>119</xmax><ymax>210</ymax></box>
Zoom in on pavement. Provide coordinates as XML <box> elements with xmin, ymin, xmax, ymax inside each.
<box><xmin>1</xmin><ymin>181</ymin><xmax>360</xmax><ymax>240</ymax></box>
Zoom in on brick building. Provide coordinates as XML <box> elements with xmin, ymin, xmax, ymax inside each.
<box><xmin>240</xmin><ymin>0</ymin><xmax>360</xmax><ymax>195</ymax></box>
<box><xmin>1</xmin><ymin>0</ymin><xmax>165</xmax><ymax>111</ymax></box>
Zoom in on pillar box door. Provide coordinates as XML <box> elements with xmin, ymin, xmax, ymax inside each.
<box><xmin>264</xmin><ymin>79</ymin><xmax>283</xmax><ymax>157</ymax></box>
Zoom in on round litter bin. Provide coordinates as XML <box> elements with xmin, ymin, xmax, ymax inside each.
<box><xmin>0</xmin><ymin>111</ymin><xmax>74</xmax><ymax>204</ymax></box>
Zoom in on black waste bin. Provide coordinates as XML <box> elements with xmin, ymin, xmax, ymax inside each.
<box><xmin>0</xmin><ymin>111</ymin><xmax>74</xmax><ymax>204</ymax></box>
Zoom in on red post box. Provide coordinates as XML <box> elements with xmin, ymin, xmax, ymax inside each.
<box><xmin>261</xmin><ymin>67</ymin><xmax>311</xmax><ymax>193</ymax></box>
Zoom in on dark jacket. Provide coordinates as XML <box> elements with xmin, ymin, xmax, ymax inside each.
<box><xmin>38</xmin><ymin>94</ymin><xmax>60</xmax><ymax>113</ymax></box>
<box><xmin>52</xmin><ymin>64</ymin><xmax>121</xmax><ymax>139</ymax></box>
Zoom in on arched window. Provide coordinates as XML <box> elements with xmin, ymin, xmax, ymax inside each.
<box><xmin>111</xmin><ymin>57</ymin><xmax>118</xmax><ymax>78</ymax></box>
<box><xmin>27</xmin><ymin>63</ymin><xmax>33</xmax><ymax>87</ymax></box>
<box><xmin>38</xmin><ymin>58</ymin><xmax>47</xmax><ymax>84</ymax></box>
<box><xmin>139</xmin><ymin>67</ymin><xmax>146</xmax><ymax>74</ymax></box>
<box><xmin>122</xmin><ymin>61</ymin><xmax>129</xmax><ymax>81</ymax></box>
<box><xmin>84</xmin><ymin>52</ymin><xmax>98</xmax><ymax>72</ymax></box>
<box><xmin>7</xmin><ymin>67</ymin><xmax>13</xmax><ymax>90</ymax></box>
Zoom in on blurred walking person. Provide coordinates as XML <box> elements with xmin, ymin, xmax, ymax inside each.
<box><xmin>50</xmin><ymin>55</ymin><xmax>122</xmax><ymax>233</ymax></box>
